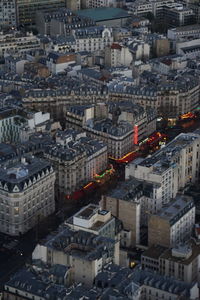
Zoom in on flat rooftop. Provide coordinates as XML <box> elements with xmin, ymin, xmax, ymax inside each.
<box><xmin>91</xmin><ymin>220</ymin><xmax>104</xmax><ymax>231</ymax></box>
<box><xmin>158</xmin><ymin>194</ymin><xmax>194</xmax><ymax>224</ymax></box>
<box><xmin>171</xmin><ymin>24</ymin><xmax>200</xmax><ymax>32</ymax></box>
<box><xmin>76</xmin><ymin>8</ymin><xmax>130</xmax><ymax>22</ymax></box>
<box><xmin>140</xmin><ymin>132</ymin><xmax>200</xmax><ymax>169</ymax></box>
<box><xmin>161</xmin><ymin>240</ymin><xmax>200</xmax><ymax>265</ymax></box>
<box><xmin>107</xmin><ymin>177</ymin><xmax>157</xmax><ymax>201</ymax></box>
<box><xmin>75</xmin><ymin>204</ymin><xmax>98</xmax><ymax>219</ymax></box>
<box><xmin>142</xmin><ymin>245</ymin><xmax>167</xmax><ymax>260</ymax></box>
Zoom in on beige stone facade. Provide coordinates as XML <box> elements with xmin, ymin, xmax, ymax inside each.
<box><xmin>101</xmin><ymin>195</ymin><xmax>140</xmax><ymax>247</ymax></box>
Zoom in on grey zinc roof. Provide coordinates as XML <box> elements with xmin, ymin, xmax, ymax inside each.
<box><xmin>46</xmin><ymin>129</ymin><xmax>106</xmax><ymax>161</ymax></box>
<box><xmin>106</xmin><ymin>178</ymin><xmax>157</xmax><ymax>201</ymax></box>
<box><xmin>96</xmin><ymin>264</ymin><xmax>196</xmax><ymax>298</ymax></box>
<box><xmin>6</xmin><ymin>267</ymin><xmax>69</xmax><ymax>299</ymax></box>
<box><xmin>93</xmin><ymin>119</ymin><xmax>132</xmax><ymax>137</ymax></box>
<box><xmin>0</xmin><ymin>155</ymin><xmax>53</xmax><ymax>193</ymax></box>
<box><xmin>43</xmin><ymin>225</ymin><xmax>116</xmax><ymax>261</ymax></box>
<box><xmin>69</xmin><ymin>104</ymin><xmax>94</xmax><ymax>116</ymax></box>
<box><xmin>139</xmin><ymin>132</ymin><xmax>200</xmax><ymax>169</ymax></box>
<box><xmin>157</xmin><ymin>194</ymin><xmax>194</xmax><ymax>224</ymax></box>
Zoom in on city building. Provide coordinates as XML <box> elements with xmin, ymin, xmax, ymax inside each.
<box><xmin>32</xmin><ymin>225</ymin><xmax>120</xmax><ymax>287</ymax></box>
<box><xmin>101</xmin><ymin>179</ymin><xmax>141</xmax><ymax>248</ymax></box>
<box><xmin>105</xmin><ymin>43</ymin><xmax>133</xmax><ymax>67</ymax></box>
<box><xmin>22</xmin><ymin>83</ymin><xmax>108</xmax><ymax>122</ymax></box>
<box><xmin>94</xmin><ymin>264</ymin><xmax>199</xmax><ymax>300</ymax></box>
<box><xmin>142</xmin><ymin>239</ymin><xmax>200</xmax><ymax>285</ymax></box>
<box><xmin>109</xmin><ymin>101</ymin><xmax>157</xmax><ymax>144</ymax></box>
<box><xmin>44</xmin><ymin>130</ymin><xmax>107</xmax><ymax>200</ymax></box>
<box><xmin>66</xmin><ymin>0</ymin><xmax>81</xmax><ymax>10</ymax></box>
<box><xmin>36</xmin><ymin>8</ymin><xmax>95</xmax><ymax>36</ymax></box>
<box><xmin>0</xmin><ymin>155</ymin><xmax>55</xmax><ymax>236</ymax></box>
<box><xmin>66</xmin><ymin>102</ymin><xmax>155</xmax><ymax>157</ymax></box>
<box><xmin>101</xmin><ymin>176</ymin><xmax>166</xmax><ymax>247</ymax></box>
<box><xmin>66</xmin><ymin>105</ymin><xmax>133</xmax><ymax>159</ymax></box>
<box><xmin>151</xmin><ymin>55</ymin><xmax>187</xmax><ymax>75</ymax></box>
<box><xmin>164</xmin><ymin>5</ymin><xmax>195</xmax><ymax>28</ymax></box>
<box><xmin>46</xmin><ymin>52</ymin><xmax>76</xmax><ymax>74</ymax></box>
<box><xmin>72</xmin><ymin>26</ymin><xmax>113</xmax><ymax>53</ymax></box>
<box><xmin>153</xmin><ymin>38</ymin><xmax>170</xmax><ymax>57</ymax></box>
<box><xmin>76</xmin><ymin>7</ymin><xmax>131</xmax><ymax>27</ymax></box>
<box><xmin>81</xmin><ymin>0</ymin><xmax>121</xmax><ymax>9</ymax></box>
<box><xmin>129</xmin><ymin>0</ymin><xmax>196</xmax><ymax>27</ymax></box>
<box><xmin>0</xmin><ymin>0</ymin><xmax>17</xmax><ymax>29</ymax></box>
<box><xmin>24</xmin><ymin>62</ymin><xmax>50</xmax><ymax>78</ymax></box>
<box><xmin>110</xmin><ymin>72</ymin><xmax>200</xmax><ymax>118</ymax></box>
<box><xmin>65</xmin><ymin>204</ymin><xmax>121</xmax><ymax>240</ymax></box>
<box><xmin>0</xmin><ymin>32</ymin><xmax>40</xmax><ymax>56</ymax></box>
<box><xmin>159</xmin><ymin>241</ymin><xmax>200</xmax><ymax>285</ymax></box>
<box><xmin>148</xmin><ymin>194</ymin><xmax>195</xmax><ymax>247</ymax></box>
<box><xmin>4</xmin><ymin>265</ymin><xmax>70</xmax><ymax>300</ymax></box>
<box><xmin>0</xmin><ymin>107</ymin><xmax>50</xmax><ymax>143</ymax></box>
<box><xmin>17</xmin><ymin>0</ymin><xmax>67</xmax><ymax>26</ymax></box>
<box><xmin>168</xmin><ymin>24</ymin><xmax>200</xmax><ymax>41</ymax></box>
<box><xmin>4</xmin><ymin>56</ymin><xmax>28</xmax><ymax>75</ymax></box>
<box><xmin>176</xmin><ymin>39</ymin><xmax>200</xmax><ymax>59</ymax></box>
<box><xmin>187</xmin><ymin>0</ymin><xmax>200</xmax><ymax>23</ymax></box>
<box><xmin>126</xmin><ymin>132</ymin><xmax>200</xmax><ymax>201</ymax></box>
<box><xmin>4</xmin><ymin>262</ymin><xmax>199</xmax><ymax>300</ymax></box>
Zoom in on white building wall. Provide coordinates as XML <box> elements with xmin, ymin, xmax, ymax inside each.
<box><xmin>32</xmin><ymin>244</ymin><xmax>47</xmax><ymax>262</ymax></box>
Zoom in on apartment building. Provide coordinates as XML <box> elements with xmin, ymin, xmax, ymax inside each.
<box><xmin>0</xmin><ymin>156</ymin><xmax>55</xmax><ymax>236</ymax></box>
<box><xmin>187</xmin><ymin>0</ymin><xmax>200</xmax><ymax>23</ymax></box>
<box><xmin>129</xmin><ymin>0</ymin><xmax>176</xmax><ymax>17</ymax></box>
<box><xmin>67</xmin><ymin>102</ymin><xmax>156</xmax><ymax>145</ymax></box>
<box><xmin>66</xmin><ymin>103</ymin><xmax>133</xmax><ymax>159</ymax></box>
<box><xmin>65</xmin><ymin>204</ymin><xmax>120</xmax><ymax>240</ymax></box>
<box><xmin>81</xmin><ymin>0</ymin><xmax>121</xmax><ymax>9</ymax></box>
<box><xmin>84</xmin><ymin>119</ymin><xmax>133</xmax><ymax>159</ymax></box>
<box><xmin>148</xmin><ymin>194</ymin><xmax>195</xmax><ymax>247</ymax></box>
<box><xmin>4</xmin><ymin>266</ymin><xmax>70</xmax><ymax>300</ymax></box>
<box><xmin>66</xmin><ymin>0</ymin><xmax>81</xmax><ymax>10</ymax></box>
<box><xmin>101</xmin><ymin>179</ymin><xmax>141</xmax><ymax>248</ymax></box>
<box><xmin>126</xmin><ymin>132</ymin><xmax>200</xmax><ymax>204</ymax></box>
<box><xmin>46</xmin><ymin>52</ymin><xmax>76</xmax><ymax>74</ymax></box>
<box><xmin>109</xmin><ymin>101</ymin><xmax>156</xmax><ymax>144</ymax></box>
<box><xmin>67</xmin><ymin>102</ymin><xmax>154</xmax><ymax>157</ymax></box>
<box><xmin>110</xmin><ymin>72</ymin><xmax>200</xmax><ymax>118</ymax></box>
<box><xmin>44</xmin><ymin>130</ymin><xmax>107</xmax><ymax>200</ymax></box>
<box><xmin>176</xmin><ymin>39</ymin><xmax>200</xmax><ymax>59</ymax></box>
<box><xmin>36</xmin><ymin>8</ymin><xmax>95</xmax><ymax>36</ymax></box>
<box><xmin>17</xmin><ymin>0</ymin><xmax>67</xmax><ymax>26</ymax></box>
<box><xmin>168</xmin><ymin>24</ymin><xmax>200</xmax><ymax>41</ymax></box>
<box><xmin>0</xmin><ymin>107</ymin><xmax>50</xmax><ymax>143</ymax></box>
<box><xmin>101</xmin><ymin>176</ymin><xmax>166</xmax><ymax>247</ymax></box>
<box><xmin>32</xmin><ymin>225</ymin><xmax>120</xmax><ymax>287</ymax></box>
<box><xmin>160</xmin><ymin>241</ymin><xmax>200</xmax><ymax>285</ymax></box>
<box><xmin>105</xmin><ymin>43</ymin><xmax>133</xmax><ymax>67</ymax></box>
<box><xmin>72</xmin><ymin>26</ymin><xmax>113</xmax><ymax>53</ymax></box>
<box><xmin>0</xmin><ymin>0</ymin><xmax>17</xmax><ymax>28</ymax></box>
<box><xmin>22</xmin><ymin>83</ymin><xmax>108</xmax><ymax>122</ymax></box>
<box><xmin>105</xmin><ymin>40</ymin><xmax>150</xmax><ymax>67</ymax></box>
<box><xmin>142</xmin><ymin>239</ymin><xmax>200</xmax><ymax>285</ymax></box>
<box><xmin>95</xmin><ymin>264</ymin><xmax>199</xmax><ymax>300</ymax></box>
<box><xmin>164</xmin><ymin>5</ymin><xmax>195</xmax><ymax>28</ymax></box>
<box><xmin>0</xmin><ymin>32</ymin><xmax>40</xmax><ymax>56</ymax></box>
